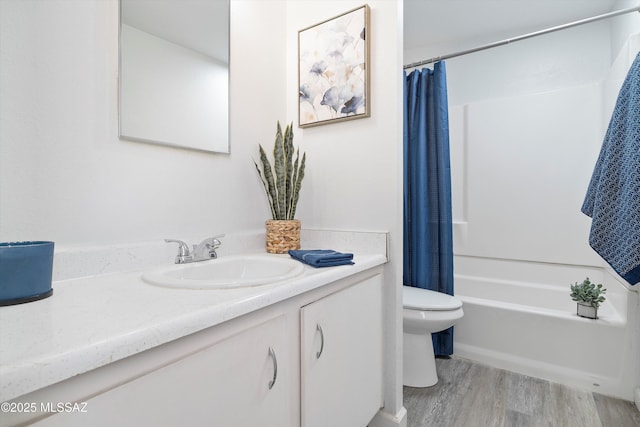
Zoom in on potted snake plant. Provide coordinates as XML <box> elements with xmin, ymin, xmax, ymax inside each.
<box><xmin>570</xmin><ymin>277</ymin><xmax>607</xmax><ymax>319</ymax></box>
<box><xmin>254</xmin><ymin>121</ymin><xmax>306</xmax><ymax>253</ymax></box>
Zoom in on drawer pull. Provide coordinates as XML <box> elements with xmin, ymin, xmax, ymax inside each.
<box><xmin>316</xmin><ymin>324</ymin><xmax>325</xmax><ymax>359</ymax></box>
<box><xmin>268</xmin><ymin>347</ymin><xmax>278</xmax><ymax>390</ymax></box>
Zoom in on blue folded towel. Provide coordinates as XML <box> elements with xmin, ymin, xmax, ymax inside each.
<box><xmin>288</xmin><ymin>249</ymin><xmax>354</xmax><ymax>268</ymax></box>
<box><xmin>582</xmin><ymin>52</ymin><xmax>640</xmax><ymax>285</ymax></box>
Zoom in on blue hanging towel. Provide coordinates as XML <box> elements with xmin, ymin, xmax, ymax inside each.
<box><xmin>582</xmin><ymin>52</ymin><xmax>640</xmax><ymax>285</ymax></box>
<box><xmin>288</xmin><ymin>249</ymin><xmax>354</xmax><ymax>268</ymax></box>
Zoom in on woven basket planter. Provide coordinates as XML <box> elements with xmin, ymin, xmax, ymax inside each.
<box><xmin>265</xmin><ymin>219</ymin><xmax>301</xmax><ymax>254</ymax></box>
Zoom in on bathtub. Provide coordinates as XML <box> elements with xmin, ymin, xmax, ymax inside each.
<box><xmin>452</xmin><ymin>257</ymin><xmax>639</xmax><ymax>400</ymax></box>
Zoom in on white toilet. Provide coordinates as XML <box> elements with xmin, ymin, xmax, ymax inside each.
<box><xmin>403</xmin><ymin>285</ymin><xmax>464</xmax><ymax>387</ymax></box>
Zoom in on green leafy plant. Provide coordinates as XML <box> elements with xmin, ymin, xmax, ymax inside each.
<box><xmin>570</xmin><ymin>277</ymin><xmax>607</xmax><ymax>309</ymax></box>
<box><xmin>254</xmin><ymin>121</ymin><xmax>306</xmax><ymax>220</ymax></box>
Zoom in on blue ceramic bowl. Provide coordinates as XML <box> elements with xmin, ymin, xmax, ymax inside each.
<box><xmin>0</xmin><ymin>241</ymin><xmax>54</xmax><ymax>306</ymax></box>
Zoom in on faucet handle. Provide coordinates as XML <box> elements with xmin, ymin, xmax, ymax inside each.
<box><xmin>201</xmin><ymin>235</ymin><xmax>223</xmax><ymax>259</ymax></box>
<box><xmin>165</xmin><ymin>239</ymin><xmax>191</xmax><ymax>264</ymax></box>
<box><xmin>209</xmin><ymin>237</ymin><xmax>222</xmax><ymax>248</ymax></box>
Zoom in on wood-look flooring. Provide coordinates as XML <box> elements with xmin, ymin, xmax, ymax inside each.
<box><xmin>403</xmin><ymin>357</ymin><xmax>640</xmax><ymax>427</ymax></box>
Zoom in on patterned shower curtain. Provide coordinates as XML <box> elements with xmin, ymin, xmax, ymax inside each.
<box><xmin>403</xmin><ymin>62</ymin><xmax>454</xmax><ymax>356</ymax></box>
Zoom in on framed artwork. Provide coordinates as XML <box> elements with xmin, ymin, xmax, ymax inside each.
<box><xmin>298</xmin><ymin>5</ymin><xmax>370</xmax><ymax>128</ymax></box>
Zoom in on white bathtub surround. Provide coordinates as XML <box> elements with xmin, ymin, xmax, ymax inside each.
<box><xmin>453</xmin><ymin>256</ymin><xmax>639</xmax><ymax>401</ymax></box>
<box><xmin>442</xmin><ymin>31</ymin><xmax>640</xmax><ymax>404</ymax></box>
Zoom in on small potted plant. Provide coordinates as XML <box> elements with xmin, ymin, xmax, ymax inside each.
<box><xmin>570</xmin><ymin>277</ymin><xmax>606</xmax><ymax>319</ymax></box>
<box><xmin>254</xmin><ymin>121</ymin><xmax>306</xmax><ymax>254</ymax></box>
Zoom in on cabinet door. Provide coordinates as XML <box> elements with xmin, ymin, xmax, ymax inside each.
<box><xmin>301</xmin><ymin>275</ymin><xmax>383</xmax><ymax>427</ymax></box>
<box><xmin>35</xmin><ymin>315</ymin><xmax>291</xmax><ymax>427</ymax></box>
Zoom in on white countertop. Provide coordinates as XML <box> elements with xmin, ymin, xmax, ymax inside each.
<box><xmin>0</xmin><ymin>253</ymin><xmax>386</xmax><ymax>402</ymax></box>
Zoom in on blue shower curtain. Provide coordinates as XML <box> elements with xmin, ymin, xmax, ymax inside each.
<box><xmin>403</xmin><ymin>62</ymin><xmax>454</xmax><ymax>356</ymax></box>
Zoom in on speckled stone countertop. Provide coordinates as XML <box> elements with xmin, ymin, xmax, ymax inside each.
<box><xmin>0</xmin><ymin>249</ymin><xmax>386</xmax><ymax>402</ymax></box>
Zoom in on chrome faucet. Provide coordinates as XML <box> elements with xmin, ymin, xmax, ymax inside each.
<box><xmin>165</xmin><ymin>235</ymin><xmax>223</xmax><ymax>264</ymax></box>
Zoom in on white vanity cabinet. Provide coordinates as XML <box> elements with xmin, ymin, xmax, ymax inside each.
<box><xmin>10</xmin><ymin>266</ymin><xmax>386</xmax><ymax>427</ymax></box>
<box><xmin>33</xmin><ymin>315</ymin><xmax>292</xmax><ymax>427</ymax></box>
<box><xmin>301</xmin><ymin>274</ymin><xmax>383</xmax><ymax>427</ymax></box>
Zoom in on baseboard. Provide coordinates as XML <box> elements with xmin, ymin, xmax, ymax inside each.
<box><xmin>369</xmin><ymin>407</ymin><xmax>408</xmax><ymax>427</ymax></box>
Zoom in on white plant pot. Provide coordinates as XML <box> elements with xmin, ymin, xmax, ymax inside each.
<box><xmin>576</xmin><ymin>302</ymin><xmax>598</xmax><ymax>319</ymax></box>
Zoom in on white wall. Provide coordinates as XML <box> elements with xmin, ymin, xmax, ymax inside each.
<box><xmin>287</xmin><ymin>2</ymin><xmax>402</xmax><ymax>233</ymax></box>
<box><xmin>406</xmin><ymin>22</ymin><xmax>612</xmax><ymax>108</ymax></box>
<box><xmin>285</xmin><ymin>2</ymin><xmax>405</xmax><ymax>423</ymax></box>
<box><xmin>0</xmin><ymin>0</ymin><xmax>286</xmax><ymax>247</ymax></box>
<box><xmin>0</xmin><ymin>0</ymin><xmax>403</xmax><ymax>249</ymax></box>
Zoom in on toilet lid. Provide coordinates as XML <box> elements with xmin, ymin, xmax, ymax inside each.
<box><xmin>403</xmin><ymin>286</ymin><xmax>463</xmax><ymax>311</ymax></box>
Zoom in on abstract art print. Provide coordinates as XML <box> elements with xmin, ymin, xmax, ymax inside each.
<box><xmin>298</xmin><ymin>5</ymin><xmax>370</xmax><ymax>128</ymax></box>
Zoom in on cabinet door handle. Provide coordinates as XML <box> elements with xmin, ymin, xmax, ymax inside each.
<box><xmin>268</xmin><ymin>347</ymin><xmax>278</xmax><ymax>390</ymax></box>
<box><xmin>316</xmin><ymin>324</ymin><xmax>324</xmax><ymax>359</ymax></box>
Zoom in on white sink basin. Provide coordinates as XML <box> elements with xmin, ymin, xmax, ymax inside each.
<box><xmin>142</xmin><ymin>254</ymin><xmax>305</xmax><ymax>289</ymax></box>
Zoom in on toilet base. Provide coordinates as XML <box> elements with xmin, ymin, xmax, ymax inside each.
<box><xmin>403</xmin><ymin>331</ymin><xmax>437</xmax><ymax>387</ymax></box>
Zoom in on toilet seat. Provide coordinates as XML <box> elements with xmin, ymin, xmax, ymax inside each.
<box><xmin>403</xmin><ymin>286</ymin><xmax>462</xmax><ymax>311</ymax></box>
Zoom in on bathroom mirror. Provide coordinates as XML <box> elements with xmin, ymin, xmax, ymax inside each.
<box><xmin>119</xmin><ymin>0</ymin><xmax>229</xmax><ymax>153</ymax></box>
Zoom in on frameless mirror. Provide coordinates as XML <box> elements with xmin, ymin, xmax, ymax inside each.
<box><xmin>119</xmin><ymin>0</ymin><xmax>229</xmax><ymax>153</ymax></box>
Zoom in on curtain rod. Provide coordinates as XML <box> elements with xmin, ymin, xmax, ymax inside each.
<box><xmin>404</xmin><ymin>5</ymin><xmax>640</xmax><ymax>69</ymax></box>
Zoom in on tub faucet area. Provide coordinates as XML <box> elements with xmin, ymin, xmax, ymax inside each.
<box><xmin>165</xmin><ymin>236</ymin><xmax>223</xmax><ymax>264</ymax></box>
